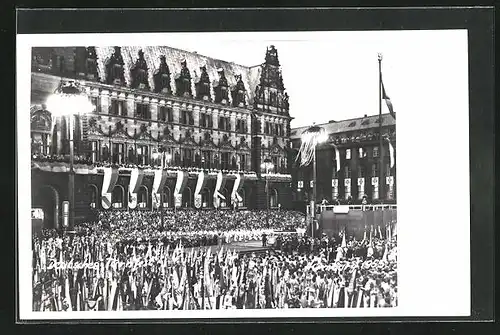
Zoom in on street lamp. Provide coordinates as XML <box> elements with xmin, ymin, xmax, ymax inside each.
<box><xmin>299</xmin><ymin>125</ymin><xmax>328</xmax><ymax>239</ymax></box>
<box><xmin>152</xmin><ymin>149</ymin><xmax>172</xmax><ymax>231</ymax></box>
<box><xmin>260</xmin><ymin>158</ymin><xmax>274</xmax><ymax>228</ymax></box>
<box><xmin>46</xmin><ymin>79</ymin><xmax>93</xmax><ymax>234</ymax></box>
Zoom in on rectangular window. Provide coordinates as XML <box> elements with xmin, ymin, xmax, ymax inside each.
<box><xmin>373</xmin><ymin>146</ymin><xmax>379</xmax><ymax>157</ymax></box>
<box><xmin>385</xmin><ymin>163</ymin><xmax>391</xmax><ymax>176</ymax></box>
<box><xmin>200</xmin><ymin>113</ymin><xmax>207</xmax><ymax>128</ymax></box>
<box><xmin>344</xmin><ymin>166</ymin><xmax>351</xmax><ymax>178</ymax></box>
<box><xmin>219</xmin><ymin>116</ymin><xmax>224</xmax><ymax>130</ymax></box>
<box><xmin>208</xmin><ymin>115</ymin><xmax>213</xmax><ymax>128</ymax></box>
<box><xmin>346</xmin><ymin>149</ymin><xmax>351</xmax><ymax>160</ymax></box>
<box><xmin>371</xmin><ymin>163</ymin><xmax>378</xmax><ymax>177</ymax></box>
<box><xmin>221</xmin><ymin>152</ymin><xmax>230</xmax><ymax>170</ymax></box>
<box><xmin>136</xmin><ymin>103</ymin><xmax>150</xmax><ymax>119</ymax></box>
<box><xmin>90</xmin><ymin>141</ymin><xmax>98</xmax><ymax>163</ymax></box>
<box><xmin>188</xmin><ymin>111</ymin><xmax>194</xmax><ymax>126</ymax></box>
<box><xmin>116</xmin><ymin>100</ymin><xmax>127</xmax><ymax>116</ymax></box>
<box><xmin>91</xmin><ymin>96</ymin><xmax>101</xmax><ymax>113</ymax></box>
<box><xmin>183</xmin><ymin>148</ymin><xmax>193</xmax><ymax>167</ymax></box>
<box><xmin>272</xmin><ymin>156</ymin><xmax>278</xmax><ymax>173</ymax></box>
<box><xmin>358</xmin><ymin>147</ymin><xmax>365</xmax><ymax>158</ymax></box>
<box><xmin>158</xmin><ymin>106</ymin><xmax>173</xmax><ymax>122</ymax></box>
<box><xmin>202</xmin><ymin>150</ymin><xmax>211</xmax><ymax>168</ymax></box>
<box><xmin>358</xmin><ymin>165</ymin><xmax>365</xmax><ymax>178</ymax></box>
<box><xmin>137</xmin><ymin>145</ymin><xmax>149</xmax><ymax>165</ymax></box>
<box><xmin>112</xmin><ymin>143</ymin><xmax>124</xmax><ymax>164</ymax></box>
<box><xmin>239</xmin><ymin>154</ymin><xmax>246</xmax><ymax>171</ymax></box>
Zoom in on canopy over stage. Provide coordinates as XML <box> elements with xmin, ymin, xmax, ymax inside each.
<box><xmin>318</xmin><ymin>206</ymin><xmax>397</xmax><ymax>239</ymax></box>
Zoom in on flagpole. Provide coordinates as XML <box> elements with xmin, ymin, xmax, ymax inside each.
<box><xmin>378</xmin><ymin>53</ymin><xmax>384</xmax><ymax>203</ymax></box>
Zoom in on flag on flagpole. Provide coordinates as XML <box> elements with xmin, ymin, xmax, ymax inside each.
<box><xmin>381</xmin><ymin>77</ymin><xmax>396</xmax><ymax>119</ymax></box>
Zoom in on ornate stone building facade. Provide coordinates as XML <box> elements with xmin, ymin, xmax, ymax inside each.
<box><xmin>30</xmin><ymin>45</ymin><xmax>293</xmax><ymax>227</ymax></box>
<box><xmin>290</xmin><ymin>114</ymin><xmax>396</xmax><ymax>207</ymax></box>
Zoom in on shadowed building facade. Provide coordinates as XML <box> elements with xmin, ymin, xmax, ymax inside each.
<box><xmin>289</xmin><ymin>114</ymin><xmax>396</xmax><ymax>207</ymax></box>
<box><xmin>30</xmin><ymin>45</ymin><xmax>294</xmax><ymax>227</ymax></box>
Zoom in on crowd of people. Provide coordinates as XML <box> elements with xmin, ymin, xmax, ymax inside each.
<box><xmin>32</xmin><ymin>209</ymin><xmax>397</xmax><ymax>311</ymax></box>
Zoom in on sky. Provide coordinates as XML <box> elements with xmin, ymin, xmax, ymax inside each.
<box><xmin>133</xmin><ymin>30</ymin><xmax>468</xmax><ymax>128</ymax></box>
<box><xmin>22</xmin><ymin>30</ymin><xmax>468</xmax><ymax>128</ymax></box>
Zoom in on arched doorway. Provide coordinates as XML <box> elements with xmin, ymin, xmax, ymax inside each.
<box><xmin>112</xmin><ymin>185</ymin><xmax>125</xmax><ymax>209</ymax></box>
<box><xmin>201</xmin><ymin>187</ymin><xmax>211</xmax><ymax>208</ymax></box>
<box><xmin>182</xmin><ymin>187</ymin><xmax>193</xmax><ymax>208</ymax></box>
<box><xmin>88</xmin><ymin>184</ymin><xmax>99</xmax><ymax>209</ymax></box>
<box><xmin>138</xmin><ymin>185</ymin><xmax>149</xmax><ymax>209</ymax></box>
<box><xmin>32</xmin><ymin>185</ymin><xmax>59</xmax><ymax>229</ymax></box>
<box><xmin>270</xmin><ymin>188</ymin><xmax>279</xmax><ymax>208</ymax></box>
<box><xmin>162</xmin><ymin>186</ymin><xmax>172</xmax><ymax>208</ymax></box>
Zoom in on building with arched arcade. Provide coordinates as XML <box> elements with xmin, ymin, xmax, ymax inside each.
<box><xmin>30</xmin><ymin>45</ymin><xmax>292</xmax><ymax>228</ymax></box>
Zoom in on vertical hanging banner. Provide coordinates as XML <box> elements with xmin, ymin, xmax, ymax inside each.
<box><xmin>371</xmin><ymin>177</ymin><xmax>379</xmax><ymax>200</ymax></box>
<box><xmin>231</xmin><ymin>173</ymin><xmax>245</xmax><ymax>206</ymax></box>
<box><xmin>357</xmin><ymin>178</ymin><xmax>365</xmax><ymax>199</ymax></box>
<box><xmin>385</xmin><ymin>137</ymin><xmax>395</xmax><ymax>169</ymax></box>
<box><xmin>332</xmin><ymin>144</ymin><xmax>341</xmax><ymax>172</ymax></box>
<box><xmin>194</xmin><ymin>171</ymin><xmax>208</xmax><ymax>209</ymax></box>
<box><xmin>331</xmin><ymin>179</ymin><xmax>338</xmax><ymax>199</ymax></box>
<box><xmin>386</xmin><ymin>176</ymin><xmax>394</xmax><ymax>200</ymax></box>
<box><xmin>101</xmin><ymin>167</ymin><xmax>119</xmax><ymax>209</ymax></box>
<box><xmin>128</xmin><ymin>168</ymin><xmax>144</xmax><ymax>209</ymax></box>
<box><xmin>344</xmin><ymin>178</ymin><xmax>351</xmax><ymax>199</ymax></box>
<box><xmin>151</xmin><ymin>169</ymin><xmax>168</xmax><ymax>209</ymax></box>
<box><xmin>174</xmin><ymin>170</ymin><xmax>188</xmax><ymax>208</ymax></box>
<box><xmin>213</xmin><ymin>171</ymin><xmax>226</xmax><ymax>208</ymax></box>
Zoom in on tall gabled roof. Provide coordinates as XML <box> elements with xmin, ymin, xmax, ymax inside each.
<box><xmin>94</xmin><ymin>46</ymin><xmax>261</xmax><ymax>104</ymax></box>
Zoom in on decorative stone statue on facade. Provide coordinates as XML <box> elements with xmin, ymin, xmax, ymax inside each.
<box><xmin>175</xmin><ymin>59</ymin><xmax>192</xmax><ymax>97</ymax></box>
<box><xmin>153</xmin><ymin>55</ymin><xmax>172</xmax><ymax>94</ymax></box>
<box><xmin>130</xmin><ymin>49</ymin><xmax>150</xmax><ymax>90</ymax></box>
<box><xmin>105</xmin><ymin>46</ymin><xmax>126</xmax><ymax>85</ymax></box>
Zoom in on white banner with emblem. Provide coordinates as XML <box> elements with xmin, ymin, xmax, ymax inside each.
<box><xmin>344</xmin><ymin>178</ymin><xmax>351</xmax><ymax>199</ymax></box>
<box><xmin>174</xmin><ymin>171</ymin><xmax>188</xmax><ymax>208</ymax></box>
<box><xmin>357</xmin><ymin>177</ymin><xmax>365</xmax><ymax>199</ymax></box>
<box><xmin>231</xmin><ymin>172</ymin><xmax>244</xmax><ymax>208</ymax></box>
<box><xmin>194</xmin><ymin>171</ymin><xmax>208</xmax><ymax>209</ymax></box>
<box><xmin>101</xmin><ymin>167</ymin><xmax>119</xmax><ymax>209</ymax></box>
<box><xmin>371</xmin><ymin>177</ymin><xmax>379</xmax><ymax>200</ymax></box>
<box><xmin>213</xmin><ymin>171</ymin><xmax>226</xmax><ymax>208</ymax></box>
<box><xmin>151</xmin><ymin>169</ymin><xmax>168</xmax><ymax>209</ymax></box>
<box><xmin>128</xmin><ymin>168</ymin><xmax>144</xmax><ymax>209</ymax></box>
<box><xmin>386</xmin><ymin>176</ymin><xmax>394</xmax><ymax>200</ymax></box>
<box><xmin>331</xmin><ymin>179</ymin><xmax>338</xmax><ymax>199</ymax></box>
